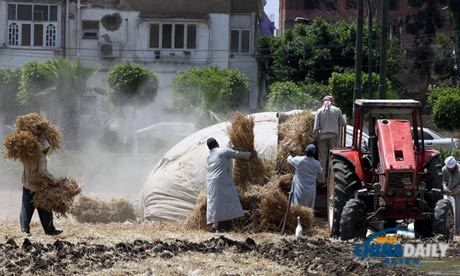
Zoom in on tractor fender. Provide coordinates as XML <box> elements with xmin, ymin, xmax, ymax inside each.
<box><xmin>417</xmin><ymin>149</ymin><xmax>441</xmax><ymax>170</ymax></box>
<box><xmin>330</xmin><ymin>149</ymin><xmax>364</xmax><ymax>181</ymax></box>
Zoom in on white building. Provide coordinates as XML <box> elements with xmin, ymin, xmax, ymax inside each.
<box><xmin>0</xmin><ymin>0</ymin><xmax>264</xmax><ymax>109</ymax></box>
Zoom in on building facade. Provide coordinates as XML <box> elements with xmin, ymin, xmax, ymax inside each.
<box><xmin>0</xmin><ymin>0</ymin><xmax>264</xmax><ymax>109</ymax></box>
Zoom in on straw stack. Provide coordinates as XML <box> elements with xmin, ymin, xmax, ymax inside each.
<box><xmin>15</xmin><ymin>113</ymin><xmax>62</xmax><ymax>150</ymax></box>
<box><xmin>71</xmin><ymin>195</ymin><xmax>137</xmax><ymax>224</ymax></box>
<box><xmin>228</xmin><ymin>112</ymin><xmax>267</xmax><ymax>193</ymax></box>
<box><xmin>3</xmin><ymin>131</ymin><xmax>42</xmax><ymax>162</ymax></box>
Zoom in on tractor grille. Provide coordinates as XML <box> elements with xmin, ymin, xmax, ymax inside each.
<box><xmin>388</xmin><ymin>172</ymin><xmax>414</xmax><ymax>189</ymax></box>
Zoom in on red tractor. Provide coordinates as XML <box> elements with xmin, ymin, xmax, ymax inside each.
<box><xmin>327</xmin><ymin>99</ymin><xmax>455</xmax><ymax>240</ymax></box>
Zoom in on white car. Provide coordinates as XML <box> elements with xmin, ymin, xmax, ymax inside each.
<box><xmin>417</xmin><ymin>128</ymin><xmax>460</xmax><ymax>150</ymax></box>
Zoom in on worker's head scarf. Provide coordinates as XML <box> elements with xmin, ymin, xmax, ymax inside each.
<box><xmin>207</xmin><ymin>138</ymin><xmax>219</xmax><ymax>150</ymax></box>
<box><xmin>445</xmin><ymin>156</ymin><xmax>457</xmax><ymax>169</ymax></box>
<box><xmin>306</xmin><ymin>144</ymin><xmax>316</xmax><ymax>156</ymax></box>
<box><xmin>323</xmin><ymin>95</ymin><xmax>333</xmax><ymax>111</ymax></box>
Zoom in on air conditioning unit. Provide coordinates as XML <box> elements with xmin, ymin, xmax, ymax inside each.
<box><xmin>99</xmin><ymin>42</ymin><xmax>120</xmax><ymax>58</ymax></box>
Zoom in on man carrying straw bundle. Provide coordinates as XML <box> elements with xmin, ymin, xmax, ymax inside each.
<box><xmin>206</xmin><ymin>138</ymin><xmax>257</xmax><ymax>232</ymax></box>
<box><xmin>20</xmin><ymin>139</ymin><xmax>62</xmax><ymax>236</ymax></box>
<box><xmin>314</xmin><ymin>96</ymin><xmax>346</xmax><ymax>184</ymax></box>
<box><xmin>287</xmin><ymin>144</ymin><xmax>322</xmax><ymax>208</ymax></box>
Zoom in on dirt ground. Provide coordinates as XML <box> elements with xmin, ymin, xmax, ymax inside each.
<box><xmin>2</xmin><ymin>218</ymin><xmax>459</xmax><ymax>275</ymax></box>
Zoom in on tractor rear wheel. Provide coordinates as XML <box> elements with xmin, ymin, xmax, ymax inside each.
<box><xmin>421</xmin><ymin>155</ymin><xmax>443</xmax><ymax>208</ymax></box>
<box><xmin>340</xmin><ymin>199</ymin><xmax>368</xmax><ymax>240</ymax></box>
<box><xmin>433</xmin><ymin>199</ymin><xmax>455</xmax><ymax>240</ymax></box>
<box><xmin>327</xmin><ymin>155</ymin><xmax>362</xmax><ymax>237</ymax></box>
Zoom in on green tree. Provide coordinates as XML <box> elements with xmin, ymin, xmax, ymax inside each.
<box><xmin>17</xmin><ymin>61</ymin><xmax>54</xmax><ymax>107</ymax></box>
<box><xmin>172</xmin><ymin>66</ymin><xmax>249</xmax><ymax>118</ymax></box>
<box><xmin>107</xmin><ymin>62</ymin><xmax>159</xmax><ymax>107</ymax></box>
<box><xmin>328</xmin><ymin>72</ymin><xmax>398</xmax><ymax>117</ymax></box>
<box><xmin>266</xmin><ymin>82</ymin><xmax>328</xmax><ymax>111</ymax></box>
<box><xmin>49</xmin><ymin>58</ymin><xmax>95</xmax><ymax>149</ymax></box>
<box><xmin>428</xmin><ymin>86</ymin><xmax>460</xmax><ymax>107</ymax></box>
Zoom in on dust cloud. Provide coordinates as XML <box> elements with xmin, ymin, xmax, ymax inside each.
<box><xmin>0</xmin><ymin>75</ymin><xmax>203</xmax><ymax>218</ymax></box>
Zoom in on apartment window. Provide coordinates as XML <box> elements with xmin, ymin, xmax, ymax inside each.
<box><xmin>346</xmin><ymin>0</ymin><xmax>357</xmax><ymax>9</ymax></box>
<box><xmin>82</xmin><ymin>20</ymin><xmax>99</xmax><ymax>39</ymax></box>
<box><xmin>408</xmin><ymin>0</ymin><xmax>421</xmax><ymax>7</ymax></box>
<box><xmin>7</xmin><ymin>3</ymin><xmax>59</xmax><ymax>47</ymax></box>
<box><xmin>149</xmin><ymin>23</ymin><xmax>197</xmax><ymax>49</ymax></box>
<box><xmin>230</xmin><ymin>29</ymin><xmax>250</xmax><ymax>53</ymax></box>
<box><xmin>389</xmin><ymin>0</ymin><xmax>399</xmax><ymax>10</ymax></box>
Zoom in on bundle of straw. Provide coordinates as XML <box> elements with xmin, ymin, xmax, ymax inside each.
<box><xmin>228</xmin><ymin>112</ymin><xmax>267</xmax><ymax>193</ymax></box>
<box><xmin>32</xmin><ymin>177</ymin><xmax>81</xmax><ymax>216</ymax></box>
<box><xmin>3</xmin><ymin>131</ymin><xmax>41</xmax><ymax>162</ymax></box>
<box><xmin>71</xmin><ymin>195</ymin><xmax>136</xmax><ymax>224</ymax></box>
<box><xmin>277</xmin><ymin>111</ymin><xmax>315</xmax><ymax>173</ymax></box>
<box><xmin>16</xmin><ymin>113</ymin><xmax>62</xmax><ymax>150</ymax></box>
<box><xmin>185</xmin><ymin>192</ymin><xmax>208</xmax><ymax>230</ymax></box>
<box><xmin>28</xmin><ymin>173</ymin><xmax>56</xmax><ymax>192</ymax></box>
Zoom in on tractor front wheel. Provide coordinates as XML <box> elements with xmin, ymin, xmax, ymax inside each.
<box><xmin>433</xmin><ymin>199</ymin><xmax>455</xmax><ymax>240</ymax></box>
<box><xmin>340</xmin><ymin>199</ymin><xmax>368</xmax><ymax>240</ymax></box>
<box><xmin>327</xmin><ymin>155</ymin><xmax>362</xmax><ymax>237</ymax></box>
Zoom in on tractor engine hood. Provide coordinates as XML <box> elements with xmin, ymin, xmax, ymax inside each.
<box><xmin>376</xmin><ymin>119</ymin><xmax>416</xmax><ymax>190</ymax></box>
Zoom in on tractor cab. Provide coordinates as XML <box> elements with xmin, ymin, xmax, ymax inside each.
<box><xmin>328</xmin><ymin>99</ymin><xmax>454</xmax><ymax>240</ymax></box>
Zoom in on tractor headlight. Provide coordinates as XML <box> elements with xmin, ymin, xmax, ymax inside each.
<box><xmin>373</xmin><ymin>183</ymin><xmax>382</xmax><ymax>192</ymax></box>
<box><xmin>404</xmin><ymin>191</ymin><xmax>412</xmax><ymax>197</ymax></box>
<box><xmin>387</xmin><ymin>190</ymin><xmax>395</xmax><ymax>197</ymax></box>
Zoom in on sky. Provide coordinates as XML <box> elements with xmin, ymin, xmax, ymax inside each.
<box><xmin>264</xmin><ymin>0</ymin><xmax>280</xmax><ymax>29</ymax></box>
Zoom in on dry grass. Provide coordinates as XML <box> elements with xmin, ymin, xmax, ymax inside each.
<box><xmin>277</xmin><ymin>111</ymin><xmax>315</xmax><ymax>173</ymax></box>
<box><xmin>3</xmin><ymin>131</ymin><xmax>41</xmax><ymax>162</ymax></box>
<box><xmin>32</xmin><ymin>177</ymin><xmax>81</xmax><ymax>216</ymax></box>
<box><xmin>228</xmin><ymin>112</ymin><xmax>267</xmax><ymax>193</ymax></box>
<box><xmin>71</xmin><ymin>195</ymin><xmax>136</xmax><ymax>224</ymax></box>
<box><xmin>15</xmin><ymin>113</ymin><xmax>61</xmax><ymax>150</ymax></box>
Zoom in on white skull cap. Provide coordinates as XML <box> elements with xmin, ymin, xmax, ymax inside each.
<box><xmin>445</xmin><ymin>156</ymin><xmax>457</xmax><ymax>169</ymax></box>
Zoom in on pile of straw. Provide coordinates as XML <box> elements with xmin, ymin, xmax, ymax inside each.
<box><xmin>228</xmin><ymin>112</ymin><xmax>267</xmax><ymax>193</ymax></box>
<box><xmin>33</xmin><ymin>177</ymin><xmax>81</xmax><ymax>216</ymax></box>
<box><xmin>277</xmin><ymin>111</ymin><xmax>315</xmax><ymax>173</ymax></box>
<box><xmin>185</xmin><ymin>178</ymin><xmax>313</xmax><ymax>233</ymax></box>
<box><xmin>16</xmin><ymin>113</ymin><xmax>61</xmax><ymax>150</ymax></box>
<box><xmin>71</xmin><ymin>195</ymin><xmax>136</xmax><ymax>223</ymax></box>
<box><xmin>3</xmin><ymin>131</ymin><xmax>42</xmax><ymax>162</ymax></box>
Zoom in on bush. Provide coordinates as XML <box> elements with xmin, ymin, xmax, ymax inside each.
<box><xmin>328</xmin><ymin>72</ymin><xmax>398</xmax><ymax>117</ymax></box>
<box><xmin>17</xmin><ymin>61</ymin><xmax>54</xmax><ymax>106</ymax></box>
<box><xmin>427</xmin><ymin>87</ymin><xmax>460</xmax><ymax>107</ymax></box>
<box><xmin>107</xmin><ymin>62</ymin><xmax>159</xmax><ymax>106</ymax></box>
<box><xmin>432</xmin><ymin>92</ymin><xmax>460</xmax><ymax>132</ymax></box>
<box><xmin>266</xmin><ymin>82</ymin><xmax>326</xmax><ymax>111</ymax></box>
<box><xmin>172</xmin><ymin>66</ymin><xmax>249</xmax><ymax>113</ymax></box>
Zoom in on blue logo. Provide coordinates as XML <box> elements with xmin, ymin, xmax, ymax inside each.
<box><xmin>353</xmin><ymin>228</ymin><xmax>449</xmax><ymax>266</ymax></box>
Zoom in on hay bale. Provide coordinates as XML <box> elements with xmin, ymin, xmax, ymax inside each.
<box><xmin>277</xmin><ymin>111</ymin><xmax>315</xmax><ymax>173</ymax></box>
<box><xmin>228</xmin><ymin>112</ymin><xmax>267</xmax><ymax>192</ymax></box>
<box><xmin>16</xmin><ymin>113</ymin><xmax>61</xmax><ymax>150</ymax></box>
<box><xmin>3</xmin><ymin>131</ymin><xmax>41</xmax><ymax>162</ymax></box>
<box><xmin>33</xmin><ymin>177</ymin><xmax>81</xmax><ymax>216</ymax></box>
<box><xmin>71</xmin><ymin>195</ymin><xmax>136</xmax><ymax>223</ymax></box>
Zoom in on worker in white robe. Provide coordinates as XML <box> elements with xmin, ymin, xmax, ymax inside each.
<box><xmin>442</xmin><ymin>156</ymin><xmax>460</xmax><ymax>234</ymax></box>
<box><xmin>287</xmin><ymin>144</ymin><xmax>323</xmax><ymax>208</ymax></box>
<box><xmin>206</xmin><ymin>138</ymin><xmax>257</xmax><ymax>231</ymax></box>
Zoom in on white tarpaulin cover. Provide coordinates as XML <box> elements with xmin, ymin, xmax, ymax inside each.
<box><xmin>138</xmin><ymin>112</ymin><xmax>280</xmax><ymax>221</ymax></box>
